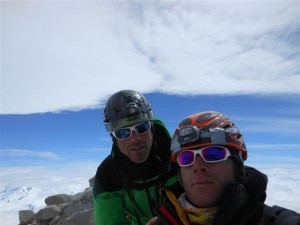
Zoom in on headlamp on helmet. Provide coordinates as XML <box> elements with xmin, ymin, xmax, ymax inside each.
<box><xmin>103</xmin><ymin>90</ymin><xmax>154</xmax><ymax>132</ymax></box>
<box><xmin>171</xmin><ymin>111</ymin><xmax>247</xmax><ymax>163</ymax></box>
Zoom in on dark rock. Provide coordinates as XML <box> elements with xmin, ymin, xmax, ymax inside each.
<box><xmin>45</xmin><ymin>194</ymin><xmax>73</xmax><ymax>206</ymax></box>
<box><xmin>19</xmin><ymin>178</ymin><xmax>95</xmax><ymax>225</ymax></box>
<box><xmin>34</xmin><ymin>205</ymin><xmax>62</xmax><ymax>220</ymax></box>
<box><xmin>19</xmin><ymin>210</ymin><xmax>34</xmax><ymax>225</ymax></box>
<box><xmin>57</xmin><ymin>209</ymin><xmax>94</xmax><ymax>225</ymax></box>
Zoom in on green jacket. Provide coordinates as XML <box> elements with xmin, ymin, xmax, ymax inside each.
<box><xmin>93</xmin><ymin>119</ymin><xmax>182</xmax><ymax>225</ymax></box>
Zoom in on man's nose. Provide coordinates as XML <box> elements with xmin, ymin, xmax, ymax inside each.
<box><xmin>193</xmin><ymin>155</ymin><xmax>208</xmax><ymax>172</ymax></box>
<box><xmin>130</xmin><ymin>130</ymin><xmax>142</xmax><ymax>141</ymax></box>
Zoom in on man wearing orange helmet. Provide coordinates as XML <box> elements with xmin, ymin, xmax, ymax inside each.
<box><xmin>93</xmin><ymin>90</ymin><xmax>270</xmax><ymax>225</ymax></box>
<box><xmin>147</xmin><ymin>111</ymin><xmax>300</xmax><ymax>225</ymax></box>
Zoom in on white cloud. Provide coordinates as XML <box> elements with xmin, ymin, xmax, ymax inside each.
<box><xmin>249</xmin><ymin>143</ymin><xmax>300</xmax><ymax>149</ymax></box>
<box><xmin>242</xmin><ymin>119</ymin><xmax>300</xmax><ymax>135</ymax></box>
<box><xmin>1</xmin><ymin>1</ymin><xmax>299</xmax><ymax>114</ymax></box>
<box><xmin>0</xmin><ymin>163</ymin><xmax>98</xmax><ymax>225</ymax></box>
<box><xmin>1</xmin><ymin>149</ymin><xmax>61</xmax><ymax>159</ymax></box>
<box><xmin>0</xmin><ymin>163</ymin><xmax>299</xmax><ymax>225</ymax></box>
<box><xmin>0</xmin><ymin>163</ymin><xmax>97</xmax><ymax>190</ymax></box>
<box><xmin>254</xmin><ymin>165</ymin><xmax>300</xmax><ymax>212</ymax></box>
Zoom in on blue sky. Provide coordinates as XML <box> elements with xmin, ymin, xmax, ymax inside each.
<box><xmin>1</xmin><ymin>1</ymin><xmax>300</xmax><ymax>217</ymax></box>
<box><xmin>1</xmin><ymin>93</ymin><xmax>299</xmax><ymax>168</ymax></box>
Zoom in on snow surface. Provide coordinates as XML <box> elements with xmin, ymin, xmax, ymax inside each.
<box><xmin>0</xmin><ymin>164</ymin><xmax>299</xmax><ymax>225</ymax></box>
<box><xmin>0</xmin><ymin>185</ymin><xmax>84</xmax><ymax>225</ymax></box>
<box><xmin>0</xmin><ymin>163</ymin><xmax>96</xmax><ymax>225</ymax></box>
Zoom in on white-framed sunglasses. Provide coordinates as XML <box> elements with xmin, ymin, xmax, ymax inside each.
<box><xmin>111</xmin><ymin>121</ymin><xmax>151</xmax><ymax>140</ymax></box>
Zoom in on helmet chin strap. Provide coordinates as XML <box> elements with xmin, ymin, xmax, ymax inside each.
<box><xmin>229</xmin><ymin>149</ymin><xmax>245</xmax><ymax>182</ymax></box>
<box><xmin>153</xmin><ymin>155</ymin><xmax>162</xmax><ymax>166</ymax></box>
<box><xmin>178</xmin><ymin>167</ymin><xmax>184</xmax><ymax>186</ymax></box>
<box><xmin>111</xmin><ymin>133</ymin><xmax>117</xmax><ymax>145</ymax></box>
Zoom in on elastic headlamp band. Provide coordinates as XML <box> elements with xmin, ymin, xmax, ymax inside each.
<box><xmin>171</xmin><ymin>126</ymin><xmax>240</xmax><ymax>152</ymax></box>
<box><xmin>105</xmin><ymin>113</ymin><xmax>153</xmax><ymax>132</ymax></box>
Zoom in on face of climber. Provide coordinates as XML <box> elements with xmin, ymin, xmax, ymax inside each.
<box><xmin>114</xmin><ymin>121</ymin><xmax>153</xmax><ymax>163</ymax></box>
<box><xmin>180</xmin><ymin>152</ymin><xmax>235</xmax><ymax>207</ymax></box>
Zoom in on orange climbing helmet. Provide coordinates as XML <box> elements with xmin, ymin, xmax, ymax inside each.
<box><xmin>171</xmin><ymin>111</ymin><xmax>247</xmax><ymax>164</ymax></box>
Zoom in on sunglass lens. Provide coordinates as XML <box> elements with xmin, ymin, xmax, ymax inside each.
<box><xmin>202</xmin><ymin>147</ymin><xmax>226</xmax><ymax>161</ymax></box>
<box><xmin>114</xmin><ymin>128</ymin><xmax>131</xmax><ymax>139</ymax></box>
<box><xmin>113</xmin><ymin>121</ymin><xmax>151</xmax><ymax>139</ymax></box>
<box><xmin>177</xmin><ymin>151</ymin><xmax>195</xmax><ymax>166</ymax></box>
<box><xmin>135</xmin><ymin>121</ymin><xmax>151</xmax><ymax>133</ymax></box>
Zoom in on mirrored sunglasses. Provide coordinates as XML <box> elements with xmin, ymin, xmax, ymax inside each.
<box><xmin>111</xmin><ymin>121</ymin><xmax>151</xmax><ymax>140</ymax></box>
<box><xmin>177</xmin><ymin>146</ymin><xmax>231</xmax><ymax>167</ymax></box>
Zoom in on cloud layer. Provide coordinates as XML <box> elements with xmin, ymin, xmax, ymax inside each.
<box><xmin>1</xmin><ymin>1</ymin><xmax>299</xmax><ymax>114</ymax></box>
<box><xmin>1</xmin><ymin>163</ymin><xmax>299</xmax><ymax>225</ymax></box>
